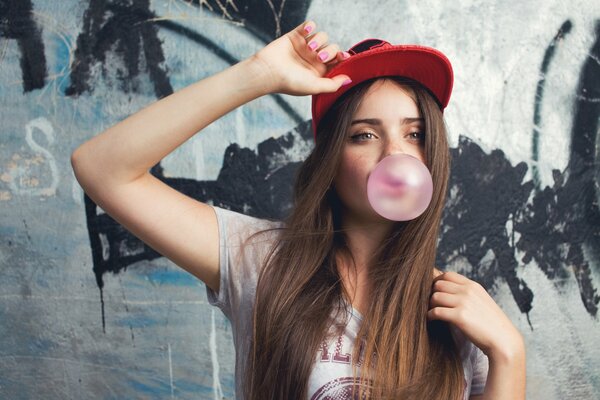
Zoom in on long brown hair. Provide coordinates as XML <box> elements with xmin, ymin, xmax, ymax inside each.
<box><xmin>243</xmin><ymin>76</ymin><xmax>463</xmax><ymax>399</ymax></box>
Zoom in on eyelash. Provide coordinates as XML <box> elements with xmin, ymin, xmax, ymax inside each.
<box><xmin>350</xmin><ymin>132</ymin><xmax>375</xmax><ymax>141</ymax></box>
<box><xmin>350</xmin><ymin>131</ymin><xmax>425</xmax><ymax>142</ymax></box>
<box><xmin>411</xmin><ymin>132</ymin><xmax>426</xmax><ymax>141</ymax></box>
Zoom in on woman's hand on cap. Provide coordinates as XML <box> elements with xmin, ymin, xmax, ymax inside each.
<box><xmin>251</xmin><ymin>21</ymin><xmax>351</xmax><ymax>96</ymax></box>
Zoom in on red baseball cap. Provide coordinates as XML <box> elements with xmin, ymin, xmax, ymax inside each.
<box><xmin>311</xmin><ymin>39</ymin><xmax>454</xmax><ymax>139</ymax></box>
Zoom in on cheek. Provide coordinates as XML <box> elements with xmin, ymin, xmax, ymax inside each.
<box><xmin>416</xmin><ymin>151</ymin><xmax>426</xmax><ymax>165</ymax></box>
<box><xmin>404</xmin><ymin>146</ymin><xmax>426</xmax><ymax>166</ymax></box>
<box><xmin>342</xmin><ymin>156</ymin><xmax>360</xmax><ymax>175</ymax></box>
<box><xmin>335</xmin><ymin>152</ymin><xmax>370</xmax><ymax>190</ymax></box>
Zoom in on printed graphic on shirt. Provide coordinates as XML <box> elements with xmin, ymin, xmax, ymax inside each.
<box><xmin>310</xmin><ymin>377</ymin><xmax>371</xmax><ymax>400</ymax></box>
<box><xmin>310</xmin><ymin>324</ymin><xmax>471</xmax><ymax>400</ymax></box>
<box><xmin>318</xmin><ymin>332</ymin><xmax>362</xmax><ymax>365</ymax></box>
<box><xmin>310</xmin><ymin>324</ymin><xmax>372</xmax><ymax>400</ymax></box>
<box><xmin>310</xmin><ymin>376</ymin><xmax>469</xmax><ymax>400</ymax></box>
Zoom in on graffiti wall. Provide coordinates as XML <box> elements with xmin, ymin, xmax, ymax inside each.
<box><xmin>1</xmin><ymin>0</ymin><xmax>598</xmax><ymax>398</ymax></box>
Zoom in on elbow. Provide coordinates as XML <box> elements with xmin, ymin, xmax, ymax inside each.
<box><xmin>70</xmin><ymin>144</ymin><xmax>94</xmax><ymax>190</ymax></box>
<box><xmin>71</xmin><ymin>145</ymin><xmax>104</xmax><ymax>203</ymax></box>
<box><xmin>70</xmin><ymin>146</ymin><xmax>85</xmax><ymax>180</ymax></box>
<box><xmin>70</xmin><ymin>148</ymin><xmax>81</xmax><ymax>173</ymax></box>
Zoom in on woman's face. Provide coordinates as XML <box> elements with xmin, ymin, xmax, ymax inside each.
<box><xmin>333</xmin><ymin>79</ymin><xmax>426</xmax><ymax>223</ymax></box>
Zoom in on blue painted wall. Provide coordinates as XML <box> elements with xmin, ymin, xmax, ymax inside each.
<box><xmin>1</xmin><ymin>0</ymin><xmax>599</xmax><ymax>398</ymax></box>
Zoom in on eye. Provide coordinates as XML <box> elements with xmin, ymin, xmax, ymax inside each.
<box><xmin>408</xmin><ymin>131</ymin><xmax>425</xmax><ymax>141</ymax></box>
<box><xmin>350</xmin><ymin>131</ymin><xmax>377</xmax><ymax>142</ymax></box>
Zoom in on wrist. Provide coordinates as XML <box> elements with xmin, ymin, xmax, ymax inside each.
<box><xmin>487</xmin><ymin>332</ymin><xmax>526</xmax><ymax>364</ymax></box>
<box><xmin>243</xmin><ymin>55</ymin><xmax>280</xmax><ymax>95</ymax></box>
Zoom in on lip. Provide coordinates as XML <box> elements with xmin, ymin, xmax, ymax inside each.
<box><xmin>375</xmin><ymin>178</ymin><xmax>408</xmax><ymax>196</ymax></box>
<box><xmin>381</xmin><ymin>175</ymin><xmax>407</xmax><ymax>188</ymax></box>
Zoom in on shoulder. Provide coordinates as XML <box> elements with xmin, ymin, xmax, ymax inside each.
<box><xmin>213</xmin><ymin>206</ymin><xmax>284</xmax><ymax>228</ymax></box>
<box><xmin>212</xmin><ymin>206</ymin><xmax>286</xmax><ymax>266</ymax></box>
<box><xmin>213</xmin><ymin>206</ymin><xmax>285</xmax><ymax>240</ymax></box>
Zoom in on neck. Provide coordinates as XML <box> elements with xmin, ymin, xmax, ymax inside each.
<box><xmin>338</xmin><ymin>209</ymin><xmax>397</xmax><ymax>268</ymax></box>
<box><xmin>335</xmin><ymin>210</ymin><xmax>399</xmax><ymax>310</ymax></box>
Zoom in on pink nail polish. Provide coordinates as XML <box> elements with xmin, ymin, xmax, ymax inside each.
<box><xmin>342</xmin><ymin>51</ymin><xmax>351</xmax><ymax>59</ymax></box>
<box><xmin>319</xmin><ymin>51</ymin><xmax>329</xmax><ymax>61</ymax></box>
<box><xmin>308</xmin><ymin>40</ymin><xmax>318</xmax><ymax>50</ymax></box>
<box><xmin>304</xmin><ymin>25</ymin><xmax>313</xmax><ymax>34</ymax></box>
<box><xmin>342</xmin><ymin>78</ymin><xmax>352</xmax><ymax>86</ymax></box>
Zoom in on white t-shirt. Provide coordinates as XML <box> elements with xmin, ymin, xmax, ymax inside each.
<box><xmin>206</xmin><ymin>206</ymin><xmax>488</xmax><ymax>399</ymax></box>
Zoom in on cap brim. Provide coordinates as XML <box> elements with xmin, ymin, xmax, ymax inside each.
<box><xmin>311</xmin><ymin>44</ymin><xmax>453</xmax><ymax>137</ymax></box>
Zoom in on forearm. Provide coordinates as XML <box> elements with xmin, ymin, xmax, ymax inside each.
<box><xmin>479</xmin><ymin>338</ymin><xmax>526</xmax><ymax>400</ymax></box>
<box><xmin>71</xmin><ymin>56</ymin><xmax>272</xmax><ymax>187</ymax></box>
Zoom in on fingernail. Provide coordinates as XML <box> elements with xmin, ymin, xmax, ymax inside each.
<box><xmin>342</xmin><ymin>78</ymin><xmax>352</xmax><ymax>86</ymax></box>
<box><xmin>318</xmin><ymin>51</ymin><xmax>329</xmax><ymax>61</ymax></box>
<box><xmin>342</xmin><ymin>51</ymin><xmax>351</xmax><ymax>59</ymax></box>
<box><xmin>304</xmin><ymin>25</ymin><xmax>313</xmax><ymax>34</ymax></box>
<box><xmin>308</xmin><ymin>40</ymin><xmax>318</xmax><ymax>50</ymax></box>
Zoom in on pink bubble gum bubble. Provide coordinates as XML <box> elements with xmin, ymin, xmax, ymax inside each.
<box><xmin>367</xmin><ymin>154</ymin><xmax>433</xmax><ymax>221</ymax></box>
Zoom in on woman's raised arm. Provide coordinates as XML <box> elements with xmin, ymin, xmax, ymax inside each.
<box><xmin>70</xmin><ymin>21</ymin><xmax>350</xmax><ymax>292</ymax></box>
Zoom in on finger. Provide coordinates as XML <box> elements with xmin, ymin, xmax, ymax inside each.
<box><xmin>327</xmin><ymin>49</ymin><xmax>349</xmax><ymax>63</ymax></box>
<box><xmin>316</xmin><ymin>43</ymin><xmax>340</xmax><ymax>63</ymax></box>
<box><xmin>429</xmin><ymin>291</ymin><xmax>458</xmax><ymax>308</ymax></box>
<box><xmin>427</xmin><ymin>306</ymin><xmax>454</xmax><ymax>322</ymax></box>
<box><xmin>432</xmin><ymin>279</ymin><xmax>461</xmax><ymax>294</ymax></box>
<box><xmin>323</xmin><ymin>51</ymin><xmax>349</xmax><ymax>68</ymax></box>
<box><xmin>428</xmin><ymin>305</ymin><xmax>472</xmax><ymax>330</ymax></box>
<box><xmin>306</xmin><ymin>31</ymin><xmax>329</xmax><ymax>52</ymax></box>
<box><xmin>437</xmin><ymin>270</ymin><xmax>470</xmax><ymax>284</ymax></box>
<box><xmin>312</xmin><ymin>74</ymin><xmax>352</xmax><ymax>93</ymax></box>
<box><xmin>299</xmin><ymin>21</ymin><xmax>316</xmax><ymax>37</ymax></box>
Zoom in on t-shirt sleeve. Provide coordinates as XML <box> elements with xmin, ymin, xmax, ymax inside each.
<box><xmin>205</xmin><ymin>205</ymin><xmax>284</xmax><ymax>322</ymax></box>
<box><xmin>469</xmin><ymin>344</ymin><xmax>489</xmax><ymax>395</ymax></box>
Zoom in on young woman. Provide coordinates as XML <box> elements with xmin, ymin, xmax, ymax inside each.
<box><xmin>72</xmin><ymin>21</ymin><xmax>526</xmax><ymax>400</ymax></box>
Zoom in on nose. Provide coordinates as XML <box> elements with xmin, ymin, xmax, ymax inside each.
<box><xmin>382</xmin><ymin>136</ymin><xmax>409</xmax><ymax>158</ymax></box>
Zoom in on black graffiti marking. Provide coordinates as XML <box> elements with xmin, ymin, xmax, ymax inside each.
<box><xmin>2</xmin><ymin>0</ymin><xmax>310</xmax><ymax>97</ymax></box>
<box><xmin>0</xmin><ymin>0</ymin><xmax>47</xmax><ymax>92</ymax></box>
<box><xmin>437</xmin><ymin>136</ymin><xmax>536</xmax><ymax>327</ymax></box>
<box><xmin>65</xmin><ymin>0</ymin><xmax>305</xmax><ymax>123</ymax></box>
<box><xmin>186</xmin><ymin>0</ymin><xmax>311</xmax><ymax>42</ymax></box>
<box><xmin>84</xmin><ymin>191</ymin><xmax>160</xmax><ymax>332</ymax></box>
<box><xmin>438</xmin><ymin>21</ymin><xmax>600</xmax><ymax>323</ymax></box>
<box><xmin>64</xmin><ymin>0</ymin><xmax>173</xmax><ymax>99</ymax></box>
<box><xmin>531</xmin><ymin>20</ymin><xmax>572</xmax><ymax>189</ymax></box>
<box><xmin>515</xmin><ymin>20</ymin><xmax>600</xmax><ymax>318</ymax></box>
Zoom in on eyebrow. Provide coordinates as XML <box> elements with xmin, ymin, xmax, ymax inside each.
<box><xmin>350</xmin><ymin>117</ymin><xmax>424</xmax><ymax>126</ymax></box>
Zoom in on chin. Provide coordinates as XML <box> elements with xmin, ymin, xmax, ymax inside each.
<box><xmin>355</xmin><ymin>204</ymin><xmax>394</xmax><ymax>226</ymax></box>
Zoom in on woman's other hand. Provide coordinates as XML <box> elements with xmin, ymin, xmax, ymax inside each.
<box><xmin>428</xmin><ymin>270</ymin><xmax>525</xmax><ymax>362</ymax></box>
<box><xmin>251</xmin><ymin>21</ymin><xmax>352</xmax><ymax>96</ymax></box>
